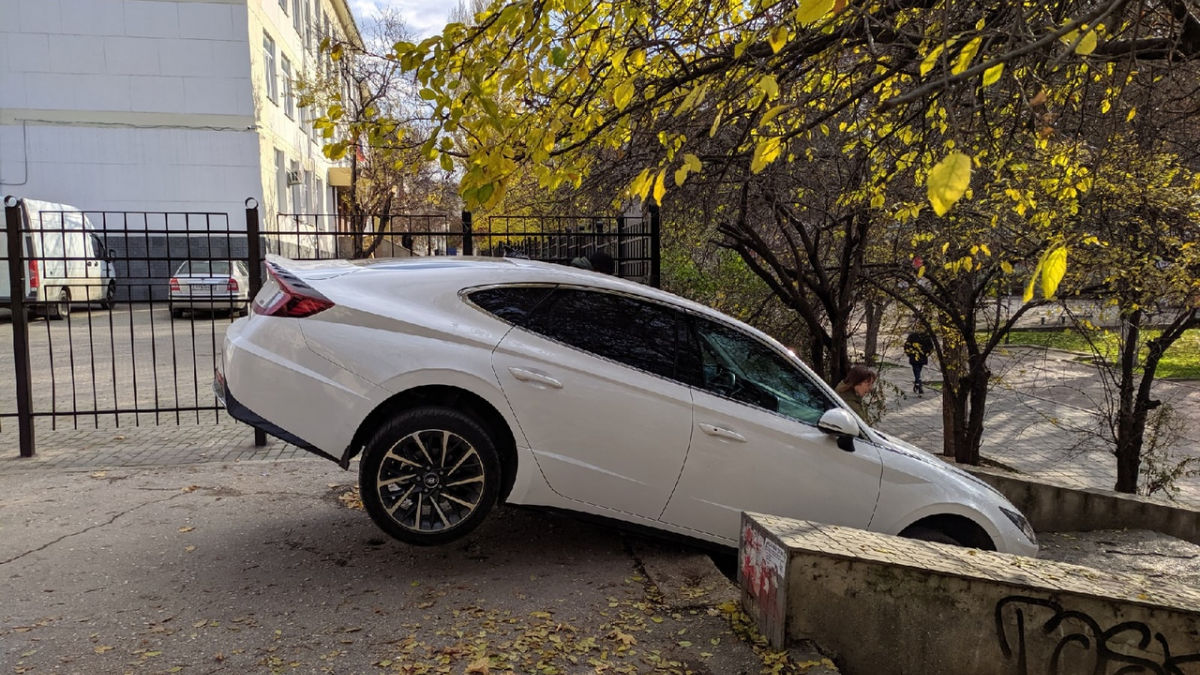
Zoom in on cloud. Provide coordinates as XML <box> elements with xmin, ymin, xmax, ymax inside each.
<box><xmin>349</xmin><ymin>0</ymin><xmax>453</xmax><ymax>39</ymax></box>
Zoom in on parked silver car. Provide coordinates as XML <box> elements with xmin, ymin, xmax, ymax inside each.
<box><xmin>169</xmin><ymin>260</ymin><xmax>250</xmax><ymax>318</ymax></box>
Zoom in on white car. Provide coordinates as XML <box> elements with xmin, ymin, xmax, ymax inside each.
<box><xmin>169</xmin><ymin>260</ymin><xmax>251</xmax><ymax>318</ymax></box>
<box><xmin>217</xmin><ymin>255</ymin><xmax>1038</xmax><ymax>556</ymax></box>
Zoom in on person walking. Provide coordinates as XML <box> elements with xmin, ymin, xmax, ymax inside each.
<box><xmin>904</xmin><ymin>329</ymin><xmax>934</xmax><ymax>396</ymax></box>
<box><xmin>834</xmin><ymin>365</ymin><xmax>877</xmax><ymax>423</ymax></box>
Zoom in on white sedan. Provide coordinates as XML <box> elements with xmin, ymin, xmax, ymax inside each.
<box><xmin>217</xmin><ymin>255</ymin><xmax>1038</xmax><ymax>556</ymax></box>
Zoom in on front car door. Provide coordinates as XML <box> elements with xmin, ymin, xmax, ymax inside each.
<box><xmin>659</xmin><ymin>314</ymin><xmax>884</xmax><ymax>544</ymax></box>
<box><xmin>488</xmin><ymin>286</ymin><xmax>695</xmax><ymax>520</ymax></box>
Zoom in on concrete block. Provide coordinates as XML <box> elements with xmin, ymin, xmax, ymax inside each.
<box><xmin>182</xmin><ymin>76</ymin><xmax>246</xmax><ymax>115</ymax></box>
<box><xmin>104</xmin><ymin>36</ymin><xmax>162</xmax><ymax>75</ymax></box>
<box><xmin>20</xmin><ymin>0</ymin><xmax>63</xmax><ymax>33</ymax></box>
<box><xmin>48</xmin><ymin>34</ymin><xmax>107</xmax><ymax>74</ymax></box>
<box><xmin>740</xmin><ymin>513</ymin><xmax>1200</xmax><ymax>674</ymax></box>
<box><xmin>122</xmin><ymin>0</ymin><xmax>178</xmax><ymax>38</ymax></box>
<box><xmin>7</xmin><ymin>32</ymin><xmax>52</xmax><ymax>73</ymax></box>
<box><xmin>177</xmin><ymin>3</ymin><xmax>234</xmax><ymax>40</ymax></box>
<box><xmin>60</xmin><ymin>0</ymin><xmax>125</xmax><ymax>36</ymax></box>
<box><xmin>159</xmin><ymin>40</ymin><xmax>214</xmax><ymax>77</ymax></box>
<box><xmin>129</xmin><ymin>76</ymin><xmax>186</xmax><ymax>113</ymax></box>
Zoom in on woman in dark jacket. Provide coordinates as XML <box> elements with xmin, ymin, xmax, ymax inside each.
<box><xmin>834</xmin><ymin>365</ymin><xmax>877</xmax><ymax>423</ymax></box>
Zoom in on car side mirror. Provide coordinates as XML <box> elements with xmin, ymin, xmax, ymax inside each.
<box><xmin>818</xmin><ymin>408</ymin><xmax>860</xmax><ymax>452</ymax></box>
<box><xmin>107</xmin><ymin>248</ymin><xmax>116</xmax><ymax>261</ymax></box>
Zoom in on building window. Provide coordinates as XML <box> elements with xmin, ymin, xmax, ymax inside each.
<box><xmin>290</xmin><ymin>160</ymin><xmax>303</xmax><ymax>215</ymax></box>
<box><xmin>316</xmin><ymin>177</ymin><xmax>324</xmax><ymax>216</ymax></box>
<box><xmin>275</xmin><ymin>150</ymin><xmax>287</xmax><ymax>216</ymax></box>
<box><xmin>279</xmin><ymin>0</ymin><xmax>287</xmax><ymax>14</ymax></box>
<box><xmin>304</xmin><ymin>0</ymin><xmax>313</xmax><ymax>52</ymax></box>
<box><xmin>281</xmin><ymin>56</ymin><xmax>294</xmax><ymax>119</ymax></box>
<box><xmin>262</xmin><ymin>34</ymin><xmax>277</xmax><ymax>103</ymax></box>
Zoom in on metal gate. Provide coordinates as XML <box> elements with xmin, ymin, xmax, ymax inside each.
<box><xmin>4</xmin><ymin>197</ymin><xmax>661</xmax><ymax>458</ymax></box>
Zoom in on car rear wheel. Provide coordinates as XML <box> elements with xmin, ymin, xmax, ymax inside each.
<box><xmin>359</xmin><ymin>407</ymin><xmax>500</xmax><ymax>546</ymax></box>
<box><xmin>48</xmin><ymin>288</ymin><xmax>71</xmax><ymax>320</ymax></box>
<box><xmin>100</xmin><ymin>281</ymin><xmax>116</xmax><ymax>309</ymax></box>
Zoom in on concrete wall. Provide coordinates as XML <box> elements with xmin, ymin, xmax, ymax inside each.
<box><xmin>0</xmin><ymin>0</ymin><xmax>262</xmax><ymax>216</ymax></box>
<box><xmin>966</xmin><ymin>466</ymin><xmax>1200</xmax><ymax>545</ymax></box>
<box><xmin>741</xmin><ymin>513</ymin><xmax>1200</xmax><ymax>674</ymax></box>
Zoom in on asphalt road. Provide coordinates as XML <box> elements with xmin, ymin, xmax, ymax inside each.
<box><xmin>1</xmin><ymin>458</ymin><xmax>806</xmax><ymax>675</ymax></box>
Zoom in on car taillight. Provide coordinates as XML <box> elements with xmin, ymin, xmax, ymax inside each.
<box><xmin>28</xmin><ymin>261</ymin><xmax>39</xmax><ymax>290</ymax></box>
<box><xmin>253</xmin><ymin>264</ymin><xmax>334</xmax><ymax>318</ymax></box>
<box><xmin>169</xmin><ymin>277</ymin><xmax>180</xmax><ymax>292</ymax></box>
<box><xmin>227</xmin><ymin>278</ymin><xmax>239</xmax><ymax>292</ymax></box>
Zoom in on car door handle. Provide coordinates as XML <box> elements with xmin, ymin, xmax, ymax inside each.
<box><xmin>699</xmin><ymin>423</ymin><xmax>746</xmax><ymax>442</ymax></box>
<box><xmin>508</xmin><ymin>367</ymin><xmax>563</xmax><ymax>389</ymax></box>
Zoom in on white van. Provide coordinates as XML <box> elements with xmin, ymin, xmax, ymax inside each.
<box><xmin>1</xmin><ymin>198</ymin><xmax>117</xmax><ymax>319</ymax></box>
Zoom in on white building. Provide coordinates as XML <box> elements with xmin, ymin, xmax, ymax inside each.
<box><xmin>0</xmin><ymin>0</ymin><xmax>361</xmax><ymax>227</ymax></box>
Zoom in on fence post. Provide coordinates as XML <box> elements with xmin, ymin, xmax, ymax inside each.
<box><xmin>648</xmin><ymin>202</ymin><xmax>661</xmax><ymax>288</ymax></box>
<box><xmin>244</xmin><ymin>199</ymin><xmax>266</xmax><ymax>448</ymax></box>
<box><xmin>461</xmin><ymin>211</ymin><xmax>473</xmax><ymax>256</ymax></box>
<box><xmin>615</xmin><ymin>214</ymin><xmax>625</xmax><ymax>278</ymax></box>
<box><xmin>5</xmin><ymin>196</ymin><xmax>35</xmax><ymax>458</ymax></box>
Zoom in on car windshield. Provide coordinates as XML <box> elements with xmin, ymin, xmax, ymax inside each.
<box><xmin>177</xmin><ymin>261</ymin><xmax>232</xmax><ymax>276</ymax></box>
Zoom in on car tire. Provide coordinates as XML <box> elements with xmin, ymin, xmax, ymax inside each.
<box><xmin>48</xmin><ymin>288</ymin><xmax>71</xmax><ymax>320</ymax></box>
<box><xmin>170</xmin><ymin>307</ymin><xmax>185</xmax><ymax>319</ymax></box>
<box><xmin>100</xmin><ymin>282</ymin><xmax>116</xmax><ymax>310</ymax></box>
<box><xmin>359</xmin><ymin>406</ymin><xmax>501</xmax><ymax>546</ymax></box>
<box><xmin>901</xmin><ymin>525</ymin><xmax>961</xmax><ymax>546</ymax></box>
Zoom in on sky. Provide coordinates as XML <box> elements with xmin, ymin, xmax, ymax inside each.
<box><xmin>348</xmin><ymin>0</ymin><xmax>457</xmax><ymax>39</ymax></box>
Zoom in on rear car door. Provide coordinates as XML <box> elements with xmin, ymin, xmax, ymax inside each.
<box><xmin>659</xmin><ymin>315</ymin><xmax>884</xmax><ymax>543</ymax></box>
<box><xmin>487</xmin><ymin>287</ymin><xmax>694</xmax><ymax>520</ymax></box>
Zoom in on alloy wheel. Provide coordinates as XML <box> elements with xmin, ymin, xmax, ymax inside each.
<box><xmin>374</xmin><ymin>428</ymin><xmax>486</xmax><ymax>533</ymax></box>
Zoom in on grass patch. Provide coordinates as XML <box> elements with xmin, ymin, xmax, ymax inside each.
<box><xmin>984</xmin><ymin>328</ymin><xmax>1200</xmax><ymax>380</ymax></box>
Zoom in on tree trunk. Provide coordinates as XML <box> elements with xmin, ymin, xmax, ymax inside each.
<box><xmin>1113</xmin><ymin>311</ymin><xmax>1143</xmax><ymax>493</ymax></box>
<box><xmin>862</xmin><ymin>297</ymin><xmax>886</xmax><ymax>366</ymax></box>
<box><xmin>958</xmin><ymin>356</ymin><xmax>991</xmax><ymax>465</ymax></box>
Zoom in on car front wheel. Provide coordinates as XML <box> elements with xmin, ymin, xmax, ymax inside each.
<box><xmin>359</xmin><ymin>407</ymin><xmax>500</xmax><ymax>546</ymax></box>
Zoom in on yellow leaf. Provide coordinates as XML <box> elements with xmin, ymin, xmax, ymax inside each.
<box><xmin>757</xmin><ymin>75</ymin><xmax>779</xmax><ymax>99</ymax></box>
<box><xmin>466</xmin><ymin>656</ymin><xmax>491</xmax><ymax>674</ymax></box>
<box><xmin>1126</xmin><ymin>107</ymin><xmax>1137</xmax><ymax>122</ymax></box>
<box><xmin>768</xmin><ymin>26</ymin><xmax>788</xmax><ymax>54</ymax></box>
<box><xmin>920</xmin><ymin>41</ymin><xmax>950</xmax><ymax>77</ymax></box>
<box><xmin>953</xmin><ymin>37</ymin><xmax>982</xmax><ymax>75</ymax></box>
<box><xmin>652</xmin><ymin>169</ymin><xmax>667</xmax><ymax>204</ymax></box>
<box><xmin>760</xmin><ymin>104</ymin><xmax>791</xmax><ymax>127</ymax></box>
<box><xmin>1000</xmin><ymin>260</ymin><xmax>1014</xmax><ymax>274</ymax></box>
<box><xmin>1041</xmin><ymin>245</ymin><xmax>1068</xmax><ymax>298</ymax></box>
<box><xmin>1100</xmin><ymin>99</ymin><xmax>1111</xmax><ymax>114</ymax></box>
<box><xmin>178</xmin><ymin>526</ymin><xmax>194</xmax><ymax>533</ymax></box>
<box><xmin>982</xmin><ymin>63</ymin><xmax>1004</xmax><ymax>87</ymax></box>
<box><xmin>1076</xmin><ymin>29</ymin><xmax>1098</xmax><ymax>55</ymax></box>
<box><xmin>613</xmin><ymin>81</ymin><xmax>634</xmax><ymax>110</ymax></box>
<box><xmin>683</xmin><ymin>153</ymin><xmax>702</xmax><ymax>172</ymax></box>
<box><xmin>979</xmin><ymin>243</ymin><xmax>991</xmax><ymax>256</ymax></box>
<box><xmin>795</xmin><ymin>0</ymin><xmax>836</xmax><ymax>27</ymax></box>
<box><xmin>750</xmin><ymin>137</ymin><xmax>783</xmax><ymax>173</ymax></box>
<box><xmin>631</xmin><ymin>168</ymin><xmax>653</xmax><ymax>200</ymax></box>
<box><xmin>926</xmin><ymin>152</ymin><xmax>973</xmax><ymax>216</ymax></box>
<box><xmin>674</xmin><ymin>165</ymin><xmax>689</xmax><ymax>187</ymax></box>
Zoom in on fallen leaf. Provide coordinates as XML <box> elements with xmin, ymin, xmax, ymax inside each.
<box><xmin>90</xmin><ymin>471</ymin><xmax>107</xmax><ymax>479</ymax></box>
<box><xmin>178</xmin><ymin>526</ymin><xmax>194</xmax><ymax>533</ymax></box>
<box><xmin>93</xmin><ymin>645</ymin><xmax>114</xmax><ymax>654</ymax></box>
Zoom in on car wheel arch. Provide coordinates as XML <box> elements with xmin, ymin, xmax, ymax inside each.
<box><xmin>899</xmin><ymin>513</ymin><xmax>996</xmax><ymax>550</ymax></box>
<box><xmin>345</xmin><ymin>385</ymin><xmax>519</xmax><ymax>502</ymax></box>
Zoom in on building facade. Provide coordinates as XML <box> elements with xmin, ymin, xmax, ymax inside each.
<box><xmin>0</xmin><ymin>0</ymin><xmax>360</xmax><ymax>227</ymax></box>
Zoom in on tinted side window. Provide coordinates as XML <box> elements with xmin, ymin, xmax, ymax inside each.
<box><xmin>690</xmin><ymin>316</ymin><xmax>835</xmax><ymax>425</ymax></box>
<box><xmin>523</xmin><ymin>289</ymin><xmax>680</xmax><ymax>381</ymax></box>
<box><xmin>468</xmin><ymin>286</ymin><xmax>554</xmax><ymax>325</ymax></box>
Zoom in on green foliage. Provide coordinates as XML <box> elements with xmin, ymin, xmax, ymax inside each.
<box><xmin>987</xmin><ymin>328</ymin><xmax>1200</xmax><ymax>380</ymax></box>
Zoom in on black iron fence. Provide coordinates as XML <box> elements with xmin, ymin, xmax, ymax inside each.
<box><xmin>2</xmin><ymin>197</ymin><xmax>661</xmax><ymax>458</ymax></box>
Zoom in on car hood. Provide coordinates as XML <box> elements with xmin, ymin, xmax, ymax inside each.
<box><xmin>872</xmin><ymin>429</ymin><xmax>1012</xmax><ymax>504</ymax></box>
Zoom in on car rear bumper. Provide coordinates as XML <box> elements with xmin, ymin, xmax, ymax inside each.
<box><xmin>216</xmin><ymin>374</ymin><xmax>345</xmax><ymax>465</ymax></box>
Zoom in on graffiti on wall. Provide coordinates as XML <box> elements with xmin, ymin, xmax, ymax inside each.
<box><xmin>740</xmin><ymin>521</ymin><xmax>788</xmax><ymax>634</ymax></box>
<box><xmin>995</xmin><ymin>595</ymin><xmax>1200</xmax><ymax>674</ymax></box>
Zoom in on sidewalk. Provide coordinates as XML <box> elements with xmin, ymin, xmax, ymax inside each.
<box><xmin>871</xmin><ymin>341</ymin><xmax>1200</xmax><ymax>508</ymax></box>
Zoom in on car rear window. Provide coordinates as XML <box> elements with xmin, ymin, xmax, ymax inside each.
<box><xmin>468</xmin><ymin>286</ymin><xmax>554</xmax><ymax>324</ymax></box>
<box><xmin>177</xmin><ymin>261</ymin><xmax>232</xmax><ymax>276</ymax></box>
